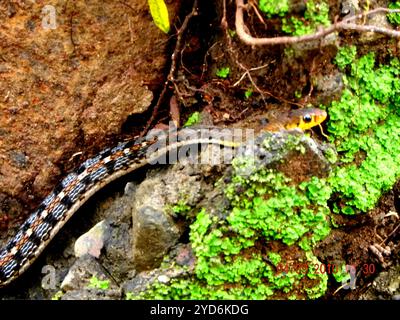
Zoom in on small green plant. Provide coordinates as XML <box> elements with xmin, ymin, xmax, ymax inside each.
<box><xmin>148</xmin><ymin>0</ymin><xmax>170</xmax><ymax>34</ymax></box>
<box><xmin>388</xmin><ymin>2</ymin><xmax>400</xmax><ymax>25</ymax></box>
<box><xmin>258</xmin><ymin>0</ymin><xmax>289</xmax><ymax>17</ymax></box>
<box><xmin>88</xmin><ymin>275</ymin><xmax>110</xmax><ymax>290</ymax></box>
<box><xmin>228</xmin><ymin>29</ymin><xmax>237</xmax><ymax>37</ymax></box>
<box><xmin>216</xmin><ymin>67</ymin><xmax>230</xmax><ymax>79</ymax></box>
<box><xmin>125</xmin><ymin>292</ymin><xmax>135</xmax><ymax>300</ymax></box>
<box><xmin>334</xmin><ymin>46</ymin><xmax>357</xmax><ymax>70</ymax></box>
<box><xmin>282</xmin><ymin>0</ymin><xmax>330</xmax><ymax>36</ymax></box>
<box><xmin>183</xmin><ymin>111</ymin><xmax>201</xmax><ymax>127</ymax></box>
<box><xmin>170</xmin><ymin>200</ymin><xmax>191</xmax><ymax>215</ymax></box>
<box><xmin>244</xmin><ymin>88</ymin><xmax>253</xmax><ymax>99</ymax></box>
<box><xmin>327</xmin><ymin>47</ymin><xmax>400</xmax><ymax>213</ymax></box>
<box><xmin>332</xmin><ymin>264</ymin><xmax>351</xmax><ymax>283</ymax></box>
<box><xmin>267</xmin><ymin>252</ymin><xmax>281</xmax><ymax>266</ymax></box>
<box><xmin>51</xmin><ymin>291</ymin><xmax>64</xmax><ymax>300</ymax></box>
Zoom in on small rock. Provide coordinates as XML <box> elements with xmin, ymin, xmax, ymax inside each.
<box><xmin>314</xmin><ymin>71</ymin><xmax>344</xmax><ymax>104</ymax></box>
<box><xmin>130</xmin><ymin>161</ymin><xmax>206</xmax><ymax>272</ymax></box>
<box><xmin>175</xmin><ymin>244</ymin><xmax>196</xmax><ymax>268</ymax></box>
<box><xmin>73</xmin><ymin>183</ymin><xmax>138</xmax><ymax>283</ymax></box>
<box><xmin>359</xmin><ymin>265</ymin><xmax>400</xmax><ymax>299</ymax></box>
<box><xmin>74</xmin><ymin>220</ymin><xmax>111</xmax><ymax>258</ymax></box>
<box><xmin>157</xmin><ymin>275</ymin><xmax>170</xmax><ymax>284</ymax></box>
<box><xmin>60</xmin><ymin>255</ymin><xmax>117</xmax><ymax>292</ymax></box>
<box><xmin>235</xmin><ymin>131</ymin><xmax>331</xmax><ymax>183</ymax></box>
<box><xmin>340</xmin><ymin>0</ymin><xmax>359</xmax><ymax>18</ymax></box>
<box><xmin>9</xmin><ymin>151</ymin><xmax>28</xmax><ymax>168</ymax></box>
<box><xmin>131</xmin><ymin>205</ymin><xmax>181</xmax><ymax>271</ymax></box>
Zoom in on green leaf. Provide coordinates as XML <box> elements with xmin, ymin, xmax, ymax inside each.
<box><xmin>216</xmin><ymin>67</ymin><xmax>230</xmax><ymax>78</ymax></box>
<box><xmin>184</xmin><ymin>112</ymin><xmax>201</xmax><ymax>127</ymax></box>
<box><xmin>88</xmin><ymin>276</ymin><xmax>110</xmax><ymax>290</ymax></box>
<box><xmin>244</xmin><ymin>89</ymin><xmax>253</xmax><ymax>99</ymax></box>
<box><xmin>148</xmin><ymin>0</ymin><xmax>170</xmax><ymax>34</ymax></box>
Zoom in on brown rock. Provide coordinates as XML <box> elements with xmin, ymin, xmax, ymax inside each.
<box><xmin>0</xmin><ymin>0</ymin><xmax>180</xmax><ymax>241</ymax></box>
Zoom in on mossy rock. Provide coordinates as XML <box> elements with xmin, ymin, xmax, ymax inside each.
<box><xmin>133</xmin><ymin>130</ymin><xmax>334</xmax><ymax>300</ymax></box>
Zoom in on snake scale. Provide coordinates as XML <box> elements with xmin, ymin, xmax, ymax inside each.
<box><xmin>0</xmin><ymin>108</ymin><xmax>327</xmax><ymax>288</ymax></box>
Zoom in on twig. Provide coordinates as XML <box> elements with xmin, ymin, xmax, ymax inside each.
<box><xmin>235</xmin><ymin>0</ymin><xmax>400</xmax><ymax>46</ymax></box>
<box><xmin>222</xmin><ymin>0</ymin><xmax>304</xmax><ymax>108</ymax></box>
<box><xmin>379</xmin><ymin>223</ymin><xmax>400</xmax><ymax>246</ymax></box>
<box><xmin>232</xmin><ymin>63</ymin><xmax>269</xmax><ymax>87</ymax></box>
<box><xmin>222</xmin><ymin>0</ymin><xmax>267</xmax><ymax>102</ymax></box>
<box><xmin>65</xmin><ymin>0</ymin><xmax>77</xmax><ymax>52</ymax></box>
<box><xmin>140</xmin><ymin>0</ymin><xmax>199</xmax><ymax>137</ymax></box>
<box><xmin>248</xmin><ymin>0</ymin><xmax>266</xmax><ymax>26</ymax></box>
<box><xmin>201</xmin><ymin>41</ymin><xmax>221</xmax><ymax>80</ymax></box>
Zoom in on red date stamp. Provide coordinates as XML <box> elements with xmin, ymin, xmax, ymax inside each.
<box><xmin>276</xmin><ymin>262</ymin><xmax>377</xmax><ymax>275</ymax></box>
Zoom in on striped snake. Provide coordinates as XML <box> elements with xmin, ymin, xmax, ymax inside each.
<box><xmin>0</xmin><ymin>108</ymin><xmax>327</xmax><ymax>288</ymax></box>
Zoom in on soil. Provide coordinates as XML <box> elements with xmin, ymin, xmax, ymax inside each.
<box><xmin>0</xmin><ymin>0</ymin><xmax>399</xmax><ymax>300</ymax></box>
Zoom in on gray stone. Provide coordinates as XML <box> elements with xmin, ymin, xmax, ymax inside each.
<box><xmin>74</xmin><ymin>220</ymin><xmax>111</xmax><ymax>258</ymax></box>
<box><xmin>131</xmin><ymin>205</ymin><xmax>181</xmax><ymax>271</ymax></box>
<box><xmin>235</xmin><ymin>131</ymin><xmax>331</xmax><ymax>180</ymax></box>
<box><xmin>61</xmin><ymin>288</ymin><xmax>121</xmax><ymax>300</ymax></box>
<box><xmin>361</xmin><ymin>11</ymin><xmax>394</xmax><ymax>42</ymax></box>
<box><xmin>314</xmin><ymin>71</ymin><xmax>344</xmax><ymax>104</ymax></box>
<box><xmin>129</xmin><ymin>159</ymin><xmax>209</xmax><ymax>272</ymax></box>
<box><xmin>60</xmin><ymin>254</ymin><xmax>118</xmax><ymax>292</ymax></box>
<box><xmin>341</xmin><ymin>0</ymin><xmax>359</xmax><ymax>18</ymax></box>
<box><xmin>359</xmin><ymin>265</ymin><xmax>400</xmax><ymax>299</ymax></box>
<box><xmin>122</xmin><ymin>265</ymin><xmax>189</xmax><ymax>297</ymax></box>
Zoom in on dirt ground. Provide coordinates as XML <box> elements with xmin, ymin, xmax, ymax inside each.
<box><xmin>0</xmin><ymin>0</ymin><xmax>399</xmax><ymax>299</ymax></box>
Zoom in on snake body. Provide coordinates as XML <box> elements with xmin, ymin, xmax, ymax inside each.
<box><xmin>0</xmin><ymin>108</ymin><xmax>327</xmax><ymax>288</ymax></box>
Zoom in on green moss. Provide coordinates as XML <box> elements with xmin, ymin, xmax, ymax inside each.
<box><xmin>259</xmin><ymin>0</ymin><xmax>289</xmax><ymax>17</ymax></box>
<box><xmin>327</xmin><ymin>48</ymin><xmax>400</xmax><ymax>213</ymax></box>
<box><xmin>51</xmin><ymin>291</ymin><xmax>64</xmax><ymax>300</ymax></box>
<box><xmin>88</xmin><ymin>275</ymin><xmax>110</xmax><ymax>290</ymax></box>
<box><xmin>268</xmin><ymin>252</ymin><xmax>281</xmax><ymax>266</ymax></box>
<box><xmin>125</xmin><ymin>292</ymin><xmax>135</xmax><ymax>300</ymax></box>
<box><xmin>226</xmin><ymin>169</ymin><xmax>331</xmax><ymax>247</ymax></box>
<box><xmin>334</xmin><ymin>46</ymin><xmax>357</xmax><ymax>70</ymax></box>
<box><xmin>139</xmin><ymin>276</ymin><xmax>276</xmax><ymax>300</ymax></box>
<box><xmin>304</xmin><ymin>252</ymin><xmax>328</xmax><ymax>299</ymax></box>
<box><xmin>282</xmin><ymin>0</ymin><xmax>330</xmax><ymax>36</ymax></box>
<box><xmin>168</xmin><ymin>199</ymin><xmax>192</xmax><ymax>215</ymax></box>
<box><xmin>388</xmin><ymin>2</ymin><xmax>400</xmax><ymax>25</ymax></box>
<box><xmin>228</xmin><ymin>29</ymin><xmax>237</xmax><ymax>38</ymax></box>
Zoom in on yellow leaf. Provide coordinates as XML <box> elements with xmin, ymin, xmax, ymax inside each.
<box><xmin>148</xmin><ymin>0</ymin><xmax>170</xmax><ymax>34</ymax></box>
